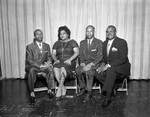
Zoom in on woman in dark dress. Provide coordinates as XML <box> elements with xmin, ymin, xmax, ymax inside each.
<box><xmin>52</xmin><ymin>26</ymin><xmax>79</xmax><ymax>98</ymax></box>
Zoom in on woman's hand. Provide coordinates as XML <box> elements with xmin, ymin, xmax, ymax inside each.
<box><xmin>64</xmin><ymin>59</ymin><xmax>71</xmax><ymax>65</ymax></box>
<box><xmin>54</xmin><ymin>60</ymin><xmax>60</xmax><ymax>65</ymax></box>
<box><xmin>83</xmin><ymin>63</ymin><xmax>93</xmax><ymax>71</ymax></box>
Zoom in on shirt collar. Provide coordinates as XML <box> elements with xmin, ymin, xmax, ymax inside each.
<box><xmin>108</xmin><ymin>38</ymin><xmax>115</xmax><ymax>44</ymax></box>
<box><xmin>36</xmin><ymin>41</ymin><xmax>42</xmax><ymax>46</ymax></box>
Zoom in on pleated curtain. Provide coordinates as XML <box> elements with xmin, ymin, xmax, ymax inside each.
<box><xmin>0</xmin><ymin>0</ymin><xmax>150</xmax><ymax>79</ymax></box>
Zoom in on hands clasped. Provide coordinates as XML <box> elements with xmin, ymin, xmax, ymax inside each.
<box><xmin>96</xmin><ymin>64</ymin><xmax>110</xmax><ymax>73</ymax></box>
<box><xmin>40</xmin><ymin>62</ymin><xmax>53</xmax><ymax>70</ymax></box>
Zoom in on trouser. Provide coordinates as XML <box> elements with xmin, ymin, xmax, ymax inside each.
<box><xmin>76</xmin><ymin>66</ymin><xmax>95</xmax><ymax>93</ymax></box>
<box><xmin>27</xmin><ymin>67</ymin><xmax>54</xmax><ymax>93</ymax></box>
<box><xmin>95</xmin><ymin>67</ymin><xmax>117</xmax><ymax>98</ymax></box>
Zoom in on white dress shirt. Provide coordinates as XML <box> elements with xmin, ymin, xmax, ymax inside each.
<box><xmin>106</xmin><ymin>38</ymin><xmax>115</xmax><ymax>68</ymax></box>
<box><xmin>107</xmin><ymin>39</ymin><xmax>114</xmax><ymax>56</ymax></box>
<box><xmin>36</xmin><ymin>41</ymin><xmax>43</xmax><ymax>53</ymax></box>
<box><xmin>87</xmin><ymin>38</ymin><xmax>93</xmax><ymax>45</ymax></box>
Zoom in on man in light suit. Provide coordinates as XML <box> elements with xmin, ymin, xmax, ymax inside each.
<box><xmin>95</xmin><ymin>25</ymin><xmax>130</xmax><ymax>107</ymax></box>
<box><xmin>25</xmin><ymin>29</ymin><xmax>54</xmax><ymax>103</ymax></box>
<box><xmin>76</xmin><ymin>25</ymin><xmax>103</xmax><ymax>102</ymax></box>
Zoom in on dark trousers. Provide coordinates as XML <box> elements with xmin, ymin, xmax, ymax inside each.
<box><xmin>95</xmin><ymin>67</ymin><xmax>119</xmax><ymax>98</ymax></box>
<box><xmin>76</xmin><ymin>66</ymin><xmax>95</xmax><ymax>93</ymax></box>
<box><xmin>27</xmin><ymin>67</ymin><xmax>54</xmax><ymax>93</ymax></box>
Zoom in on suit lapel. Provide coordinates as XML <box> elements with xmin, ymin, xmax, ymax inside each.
<box><xmin>104</xmin><ymin>40</ymin><xmax>108</xmax><ymax>58</ymax></box>
<box><xmin>85</xmin><ymin>39</ymin><xmax>90</xmax><ymax>51</ymax></box>
<box><xmin>42</xmin><ymin>42</ymin><xmax>46</xmax><ymax>57</ymax></box>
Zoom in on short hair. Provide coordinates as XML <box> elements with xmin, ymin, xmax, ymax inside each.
<box><xmin>58</xmin><ymin>26</ymin><xmax>71</xmax><ymax>40</ymax></box>
<box><xmin>86</xmin><ymin>25</ymin><xmax>95</xmax><ymax>31</ymax></box>
<box><xmin>34</xmin><ymin>29</ymin><xmax>43</xmax><ymax>37</ymax></box>
<box><xmin>107</xmin><ymin>25</ymin><xmax>117</xmax><ymax>32</ymax></box>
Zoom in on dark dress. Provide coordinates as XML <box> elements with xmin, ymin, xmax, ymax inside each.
<box><xmin>53</xmin><ymin>39</ymin><xmax>79</xmax><ymax>75</ymax></box>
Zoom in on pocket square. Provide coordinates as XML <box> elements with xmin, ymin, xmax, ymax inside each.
<box><xmin>91</xmin><ymin>49</ymin><xmax>97</xmax><ymax>51</ymax></box>
<box><xmin>112</xmin><ymin>47</ymin><xmax>118</xmax><ymax>52</ymax></box>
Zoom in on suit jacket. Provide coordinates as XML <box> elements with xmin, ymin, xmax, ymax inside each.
<box><xmin>79</xmin><ymin>38</ymin><xmax>103</xmax><ymax>69</ymax></box>
<box><xmin>103</xmin><ymin>37</ymin><xmax>130</xmax><ymax>75</ymax></box>
<box><xmin>25</xmin><ymin>40</ymin><xmax>52</xmax><ymax>72</ymax></box>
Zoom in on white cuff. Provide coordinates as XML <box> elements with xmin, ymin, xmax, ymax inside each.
<box><xmin>106</xmin><ymin>64</ymin><xmax>111</xmax><ymax>68</ymax></box>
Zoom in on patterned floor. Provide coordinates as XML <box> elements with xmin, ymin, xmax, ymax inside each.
<box><xmin>0</xmin><ymin>79</ymin><xmax>150</xmax><ymax>117</ymax></box>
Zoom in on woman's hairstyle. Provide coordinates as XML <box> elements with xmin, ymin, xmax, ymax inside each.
<box><xmin>58</xmin><ymin>26</ymin><xmax>71</xmax><ymax>40</ymax></box>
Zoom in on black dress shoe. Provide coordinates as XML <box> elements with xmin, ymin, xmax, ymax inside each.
<box><xmin>101</xmin><ymin>98</ymin><xmax>111</xmax><ymax>107</ymax></box>
<box><xmin>83</xmin><ymin>93</ymin><xmax>92</xmax><ymax>103</ymax></box>
<box><xmin>48</xmin><ymin>92</ymin><xmax>54</xmax><ymax>99</ymax></box>
<box><xmin>77</xmin><ymin>89</ymin><xmax>86</xmax><ymax>96</ymax></box>
<box><xmin>30</xmin><ymin>96</ymin><xmax>35</xmax><ymax>103</ymax></box>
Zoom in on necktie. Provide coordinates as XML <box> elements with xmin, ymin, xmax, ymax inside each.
<box><xmin>39</xmin><ymin>43</ymin><xmax>42</xmax><ymax>53</ymax></box>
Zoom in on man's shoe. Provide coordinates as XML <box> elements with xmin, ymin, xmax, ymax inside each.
<box><xmin>30</xmin><ymin>96</ymin><xmax>35</xmax><ymax>103</ymax></box>
<box><xmin>77</xmin><ymin>89</ymin><xmax>86</xmax><ymax>96</ymax></box>
<box><xmin>48</xmin><ymin>92</ymin><xmax>54</xmax><ymax>99</ymax></box>
<box><xmin>101</xmin><ymin>98</ymin><xmax>111</xmax><ymax>107</ymax></box>
<box><xmin>83</xmin><ymin>93</ymin><xmax>92</xmax><ymax>103</ymax></box>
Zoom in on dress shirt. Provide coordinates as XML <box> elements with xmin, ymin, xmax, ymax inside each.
<box><xmin>36</xmin><ymin>41</ymin><xmax>43</xmax><ymax>53</ymax></box>
<box><xmin>87</xmin><ymin>38</ymin><xmax>93</xmax><ymax>45</ymax></box>
<box><xmin>107</xmin><ymin>39</ymin><xmax>114</xmax><ymax>56</ymax></box>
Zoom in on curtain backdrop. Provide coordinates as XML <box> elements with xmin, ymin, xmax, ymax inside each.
<box><xmin>0</xmin><ymin>0</ymin><xmax>150</xmax><ymax>79</ymax></box>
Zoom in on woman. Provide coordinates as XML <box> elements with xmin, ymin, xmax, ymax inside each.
<box><xmin>52</xmin><ymin>26</ymin><xmax>79</xmax><ymax>98</ymax></box>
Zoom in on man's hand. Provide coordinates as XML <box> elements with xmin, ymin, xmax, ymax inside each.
<box><xmin>40</xmin><ymin>62</ymin><xmax>52</xmax><ymax>68</ymax></box>
<box><xmin>83</xmin><ymin>62</ymin><xmax>94</xmax><ymax>71</ymax></box>
<box><xmin>96</xmin><ymin>64</ymin><xmax>111</xmax><ymax>73</ymax></box>
<box><xmin>80</xmin><ymin>63</ymin><xmax>85</xmax><ymax>67</ymax></box>
<box><xmin>54</xmin><ymin>60</ymin><xmax>60</xmax><ymax>65</ymax></box>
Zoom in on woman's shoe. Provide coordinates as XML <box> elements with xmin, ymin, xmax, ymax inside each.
<box><xmin>62</xmin><ymin>86</ymin><xmax>66</xmax><ymax>96</ymax></box>
<box><xmin>56</xmin><ymin>87</ymin><xmax>62</xmax><ymax>97</ymax></box>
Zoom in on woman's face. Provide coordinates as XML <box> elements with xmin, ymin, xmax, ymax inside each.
<box><xmin>60</xmin><ymin>30</ymin><xmax>68</xmax><ymax>40</ymax></box>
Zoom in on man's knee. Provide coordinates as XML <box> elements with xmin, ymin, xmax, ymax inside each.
<box><xmin>86</xmin><ymin>70</ymin><xmax>95</xmax><ymax>77</ymax></box>
<box><xmin>94</xmin><ymin>71</ymin><xmax>106</xmax><ymax>82</ymax></box>
<box><xmin>107</xmin><ymin>67</ymin><xmax>115</xmax><ymax>74</ymax></box>
<box><xmin>28</xmin><ymin>67</ymin><xmax>37</xmax><ymax>74</ymax></box>
<box><xmin>76</xmin><ymin>66</ymin><xmax>84</xmax><ymax>75</ymax></box>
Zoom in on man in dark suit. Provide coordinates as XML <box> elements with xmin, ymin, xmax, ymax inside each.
<box><xmin>25</xmin><ymin>29</ymin><xmax>54</xmax><ymax>103</ymax></box>
<box><xmin>95</xmin><ymin>25</ymin><xmax>130</xmax><ymax>107</ymax></box>
<box><xmin>76</xmin><ymin>25</ymin><xmax>103</xmax><ymax>102</ymax></box>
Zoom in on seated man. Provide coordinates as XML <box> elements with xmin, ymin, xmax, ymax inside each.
<box><xmin>76</xmin><ymin>25</ymin><xmax>103</xmax><ymax>103</ymax></box>
<box><xmin>25</xmin><ymin>29</ymin><xmax>54</xmax><ymax>103</ymax></box>
<box><xmin>95</xmin><ymin>25</ymin><xmax>130</xmax><ymax>107</ymax></box>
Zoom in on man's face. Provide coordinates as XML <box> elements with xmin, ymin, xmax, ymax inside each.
<box><xmin>86</xmin><ymin>27</ymin><xmax>94</xmax><ymax>39</ymax></box>
<box><xmin>106</xmin><ymin>27</ymin><xmax>116</xmax><ymax>40</ymax></box>
<box><xmin>35</xmin><ymin>30</ymin><xmax>43</xmax><ymax>42</ymax></box>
